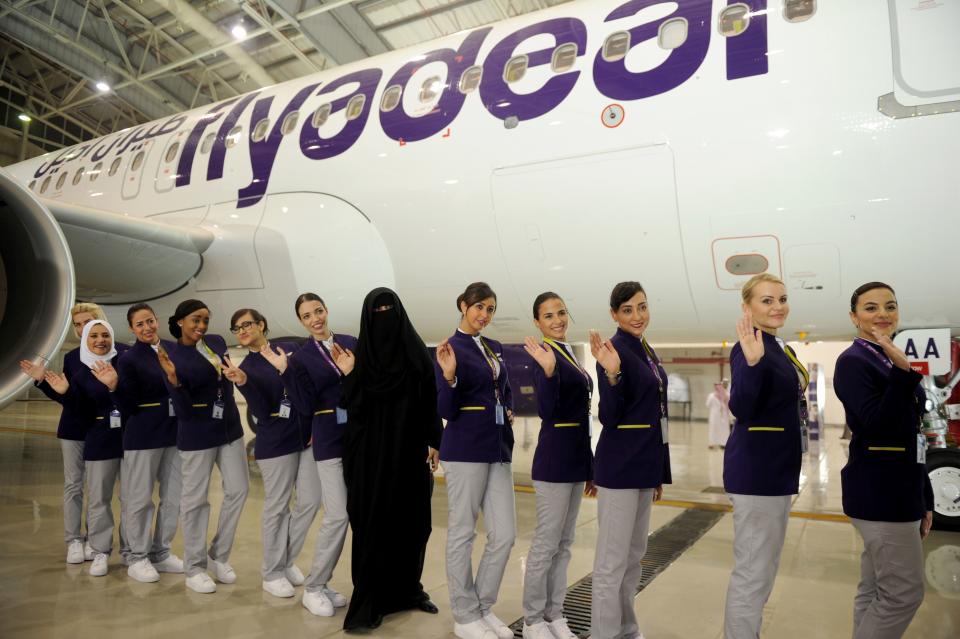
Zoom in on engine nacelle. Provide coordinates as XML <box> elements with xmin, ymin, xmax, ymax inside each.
<box><xmin>0</xmin><ymin>169</ymin><xmax>75</xmax><ymax>409</ymax></box>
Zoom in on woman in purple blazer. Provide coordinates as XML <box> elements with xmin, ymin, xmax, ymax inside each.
<box><xmin>834</xmin><ymin>282</ymin><xmax>933</xmax><ymax>639</ymax></box>
<box><xmin>158</xmin><ymin>299</ymin><xmax>249</xmax><ymax>594</ymax></box>
<box><xmin>521</xmin><ymin>292</ymin><xmax>594</xmax><ymax>639</ymax></box>
<box><xmin>588</xmin><ymin>281</ymin><xmax>670</xmax><ymax>639</ymax></box>
<box><xmin>436</xmin><ymin>281</ymin><xmax>515</xmax><ymax>639</ymax></box>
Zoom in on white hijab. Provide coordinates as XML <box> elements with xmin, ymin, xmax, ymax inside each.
<box><xmin>79</xmin><ymin>319</ymin><xmax>117</xmax><ymax>368</ymax></box>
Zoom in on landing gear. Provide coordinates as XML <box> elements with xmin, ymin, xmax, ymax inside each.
<box><xmin>928</xmin><ymin>448</ymin><xmax>960</xmax><ymax>532</ymax></box>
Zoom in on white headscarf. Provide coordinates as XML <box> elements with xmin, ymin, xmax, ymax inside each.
<box><xmin>79</xmin><ymin>319</ymin><xmax>117</xmax><ymax>368</ymax></box>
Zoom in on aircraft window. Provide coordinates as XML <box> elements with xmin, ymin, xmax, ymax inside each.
<box><xmin>131</xmin><ymin>150</ymin><xmax>145</xmax><ymax>171</ymax></box>
<box><xmin>165</xmin><ymin>141</ymin><xmax>181</xmax><ymax>163</ymax></box>
<box><xmin>602</xmin><ymin>31</ymin><xmax>631</xmax><ymax>62</ymax></box>
<box><xmin>41</xmin><ymin>176</ymin><xmax>51</xmax><ymax>193</ymax></box>
<box><xmin>90</xmin><ymin>162</ymin><xmax>102</xmax><ymax>182</ymax></box>
<box><xmin>56</xmin><ymin>172</ymin><xmax>67</xmax><ymax>190</ymax></box>
<box><xmin>109</xmin><ymin>157</ymin><xmax>121</xmax><ymax>176</ymax></box>
<box><xmin>551</xmin><ymin>43</ymin><xmax>578</xmax><ymax>73</ymax></box>
<box><xmin>725</xmin><ymin>254</ymin><xmax>769</xmax><ymax>276</ymax></box>
<box><xmin>252</xmin><ymin>118</ymin><xmax>270</xmax><ymax>142</ymax></box>
<box><xmin>380</xmin><ymin>85</ymin><xmax>402</xmax><ymax>112</ymax></box>
<box><xmin>225</xmin><ymin>126</ymin><xmax>242</xmax><ymax>148</ymax></box>
<box><xmin>281</xmin><ymin>111</ymin><xmax>299</xmax><ymax>136</ymax></box>
<box><xmin>312</xmin><ymin>103</ymin><xmax>332</xmax><ymax>128</ymax></box>
<box><xmin>28</xmin><ymin>180</ymin><xmax>36</xmax><ymax>190</ymax></box>
<box><xmin>784</xmin><ymin>0</ymin><xmax>815</xmax><ymax>22</ymax></box>
<box><xmin>419</xmin><ymin>76</ymin><xmax>443</xmax><ymax>103</ymax></box>
<box><xmin>72</xmin><ymin>168</ymin><xmax>84</xmax><ymax>186</ymax></box>
<box><xmin>658</xmin><ymin>18</ymin><xmax>688</xmax><ymax>50</ymax></box>
<box><xmin>459</xmin><ymin>66</ymin><xmax>482</xmax><ymax>94</ymax></box>
<box><xmin>503</xmin><ymin>55</ymin><xmax>528</xmax><ymax>84</ymax></box>
<box><xmin>719</xmin><ymin>4</ymin><xmax>750</xmax><ymax>37</ymax></box>
<box><xmin>345</xmin><ymin>95</ymin><xmax>366</xmax><ymax>121</ymax></box>
<box><xmin>201</xmin><ymin>132</ymin><xmax>215</xmax><ymax>154</ymax></box>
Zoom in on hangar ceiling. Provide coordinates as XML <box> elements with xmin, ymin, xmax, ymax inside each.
<box><xmin>0</xmin><ymin>0</ymin><xmax>570</xmax><ymax>162</ymax></box>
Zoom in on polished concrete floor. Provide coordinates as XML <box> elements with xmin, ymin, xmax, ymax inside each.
<box><xmin>0</xmin><ymin>401</ymin><xmax>957</xmax><ymax>638</ymax></box>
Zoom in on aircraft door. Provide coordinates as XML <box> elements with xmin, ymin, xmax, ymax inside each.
<box><xmin>122</xmin><ymin>138</ymin><xmax>154</xmax><ymax>200</ymax></box>
<box><xmin>492</xmin><ymin>144</ymin><xmax>698</xmax><ymax>339</ymax></box>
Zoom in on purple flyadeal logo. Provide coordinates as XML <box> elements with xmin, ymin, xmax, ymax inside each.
<box><xmin>33</xmin><ymin>0</ymin><xmax>769</xmax><ymax>208</ymax></box>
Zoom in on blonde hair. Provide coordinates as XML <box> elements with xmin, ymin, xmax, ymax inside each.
<box><xmin>71</xmin><ymin>302</ymin><xmax>106</xmax><ymax>321</ymax></box>
<box><xmin>741</xmin><ymin>273</ymin><xmax>785</xmax><ymax>303</ymax></box>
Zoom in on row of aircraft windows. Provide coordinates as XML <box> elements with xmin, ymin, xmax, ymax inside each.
<box><xmin>26</xmin><ymin>2</ymin><xmax>814</xmax><ymax>196</ymax></box>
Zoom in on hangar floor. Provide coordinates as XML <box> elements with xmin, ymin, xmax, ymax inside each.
<box><xmin>0</xmin><ymin>401</ymin><xmax>957</xmax><ymax>638</ymax></box>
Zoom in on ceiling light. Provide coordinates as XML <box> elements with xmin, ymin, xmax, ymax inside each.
<box><xmin>231</xmin><ymin>24</ymin><xmax>247</xmax><ymax>40</ymax></box>
<box><xmin>17</xmin><ymin>114</ymin><xmax>31</xmax><ymax>122</ymax></box>
<box><xmin>95</xmin><ymin>81</ymin><xmax>110</xmax><ymax>92</ymax></box>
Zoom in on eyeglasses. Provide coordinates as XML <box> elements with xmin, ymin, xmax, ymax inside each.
<box><xmin>230</xmin><ymin>320</ymin><xmax>256</xmax><ymax>334</ymax></box>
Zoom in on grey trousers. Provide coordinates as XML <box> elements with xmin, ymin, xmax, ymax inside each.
<box><xmin>304</xmin><ymin>457</ymin><xmax>349</xmax><ymax>592</ymax></box>
<box><xmin>86</xmin><ymin>458</ymin><xmax>121</xmax><ymax>555</ymax></box>
<box><xmin>257</xmin><ymin>448</ymin><xmax>323</xmax><ymax>580</ymax></box>
<box><xmin>179</xmin><ymin>437</ymin><xmax>250</xmax><ymax>577</ymax></box>
<box><xmin>523</xmin><ymin>481</ymin><xmax>583</xmax><ymax>625</ymax></box>
<box><xmin>851</xmin><ymin>518</ymin><xmax>924</xmax><ymax>639</ymax></box>
<box><xmin>61</xmin><ymin>439</ymin><xmax>86</xmax><ymax>544</ymax></box>
<box><xmin>723</xmin><ymin>493</ymin><xmax>792</xmax><ymax>639</ymax></box>
<box><xmin>442</xmin><ymin>461</ymin><xmax>517</xmax><ymax>624</ymax></box>
<box><xmin>121</xmin><ymin>447</ymin><xmax>181</xmax><ymax>563</ymax></box>
<box><xmin>591</xmin><ymin>487</ymin><xmax>653</xmax><ymax>639</ymax></box>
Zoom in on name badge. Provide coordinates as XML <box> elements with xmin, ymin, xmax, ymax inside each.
<box><xmin>588</xmin><ymin>415</ymin><xmax>594</xmax><ymax>438</ymax></box>
<box><xmin>278</xmin><ymin>400</ymin><xmax>291</xmax><ymax>419</ymax></box>
<box><xmin>495</xmin><ymin>404</ymin><xmax>505</xmax><ymax>426</ymax></box>
<box><xmin>212</xmin><ymin>401</ymin><xmax>225</xmax><ymax>420</ymax></box>
<box><xmin>661</xmin><ymin>417</ymin><xmax>669</xmax><ymax>444</ymax></box>
<box><xmin>800</xmin><ymin>420</ymin><xmax>809</xmax><ymax>455</ymax></box>
<box><xmin>917</xmin><ymin>433</ymin><xmax>926</xmax><ymax>465</ymax></box>
<box><xmin>109</xmin><ymin>409</ymin><xmax>121</xmax><ymax>429</ymax></box>
<box><xmin>336</xmin><ymin>407</ymin><xmax>347</xmax><ymax>425</ymax></box>
<box><xmin>168</xmin><ymin>398</ymin><xmax>176</xmax><ymax>417</ymax></box>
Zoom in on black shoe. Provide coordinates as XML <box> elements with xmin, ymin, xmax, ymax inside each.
<box><xmin>417</xmin><ymin>599</ymin><xmax>439</xmax><ymax>614</ymax></box>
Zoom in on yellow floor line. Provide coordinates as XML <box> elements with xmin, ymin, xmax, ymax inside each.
<box><xmin>2</xmin><ymin>426</ymin><xmax>849</xmax><ymax>522</ymax></box>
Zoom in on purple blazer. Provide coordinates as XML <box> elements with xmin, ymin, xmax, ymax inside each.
<box><xmin>35</xmin><ymin>347</ymin><xmax>86</xmax><ymax>440</ymax></box>
<box><xmin>238</xmin><ymin>341</ymin><xmax>311</xmax><ymax>460</ymax></box>
<box><xmin>284</xmin><ymin>334</ymin><xmax>357</xmax><ymax>461</ymax></box>
<box><xmin>724</xmin><ymin>331</ymin><xmax>803</xmax><ymax>496</ymax></box>
<box><xmin>114</xmin><ymin>339</ymin><xmax>178</xmax><ymax>450</ymax></box>
<box><xmin>531</xmin><ymin>341</ymin><xmax>593</xmax><ymax>483</ymax></box>
<box><xmin>594</xmin><ymin>328</ymin><xmax>671</xmax><ymax>489</ymax></box>
<box><xmin>834</xmin><ymin>339</ymin><xmax>933</xmax><ymax>522</ymax></box>
<box><xmin>165</xmin><ymin>334</ymin><xmax>243</xmax><ymax>451</ymax></box>
<box><xmin>436</xmin><ymin>330</ymin><xmax>514</xmax><ymax>464</ymax></box>
<box><xmin>66</xmin><ymin>348</ymin><xmax>129</xmax><ymax>461</ymax></box>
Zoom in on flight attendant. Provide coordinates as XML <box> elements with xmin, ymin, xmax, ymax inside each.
<box><xmin>723</xmin><ymin>273</ymin><xmax>808</xmax><ymax>638</ymax></box>
<box><xmin>230</xmin><ymin>308</ymin><xmax>320</xmax><ymax>599</ymax></box>
<box><xmin>279</xmin><ymin>293</ymin><xmax>354</xmax><ymax>616</ymax></box>
<box><xmin>589</xmin><ymin>281</ymin><xmax>671</xmax><ymax>639</ymax></box>
<box><xmin>436</xmin><ymin>281</ymin><xmax>516</xmax><ymax>639</ymax></box>
<box><xmin>706</xmin><ymin>381</ymin><xmax>731</xmax><ymax>449</ymax></box>
<box><xmin>834</xmin><ymin>282</ymin><xmax>932</xmax><ymax>639</ymax></box>
<box><xmin>521</xmin><ymin>292</ymin><xmax>594</xmax><ymax>639</ymax></box>
<box><xmin>158</xmin><ymin>299</ymin><xmax>249</xmax><ymax>594</ymax></box>
<box><xmin>114</xmin><ymin>303</ymin><xmax>183</xmax><ymax>583</ymax></box>
<box><xmin>42</xmin><ymin>320</ymin><xmax>129</xmax><ymax>577</ymax></box>
<box><xmin>20</xmin><ymin>302</ymin><xmax>106</xmax><ymax>564</ymax></box>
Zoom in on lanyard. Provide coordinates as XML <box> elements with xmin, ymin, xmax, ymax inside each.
<box><xmin>313</xmin><ymin>337</ymin><xmax>342</xmax><ymax>377</ymax></box>
<box><xmin>782</xmin><ymin>344</ymin><xmax>810</xmax><ymax>392</ymax></box>
<box><xmin>199</xmin><ymin>340</ymin><xmax>222</xmax><ymax>380</ymax></box>
<box><xmin>641</xmin><ymin>337</ymin><xmax>667</xmax><ymax>417</ymax></box>
<box><xmin>477</xmin><ymin>336</ymin><xmax>503</xmax><ymax>404</ymax></box>
<box><xmin>854</xmin><ymin>338</ymin><xmax>893</xmax><ymax>370</ymax></box>
<box><xmin>543</xmin><ymin>338</ymin><xmax>591</xmax><ymax>383</ymax></box>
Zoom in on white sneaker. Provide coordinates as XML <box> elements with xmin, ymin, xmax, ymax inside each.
<box><xmin>66</xmin><ymin>540</ymin><xmax>84</xmax><ymax>564</ymax></box>
<box><xmin>482</xmin><ymin>613</ymin><xmax>514</xmax><ymax>639</ymax></box>
<box><xmin>89</xmin><ymin>553</ymin><xmax>109</xmax><ymax>577</ymax></box>
<box><xmin>302</xmin><ymin>589</ymin><xmax>334</xmax><ymax>617</ymax></box>
<box><xmin>547</xmin><ymin>618</ymin><xmax>578</xmax><ymax>639</ymax></box>
<box><xmin>454</xmin><ymin>620</ymin><xmax>498</xmax><ymax>639</ymax></box>
<box><xmin>83</xmin><ymin>541</ymin><xmax>94</xmax><ymax>561</ymax></box>
<box><xmin>208</xmin><ymin>555</ymin><xmax>236</xmax><ymax>584</ymax></box>
<box><xmin>127</xmin><ymin>558</ymin><xmax>160</xmax><ymax>583</ymax></box>
<box><xmin>185</xmin><ymin>572</ymin><xmax>217</xmax><ymax>594</ymax></box>
<box><xmin>152</xmin><ymin>554</ymin><xmax>184</xmax><ymax>573</ymax></box>
<box><xmin>523</xmin><ymin>621</ymin><xmax>556</xmax><ymax>639</ymax></box>
<box><xmin>263</xmin><ymin>577</ymin><xmax>295</xmax><ymax>598</ymax></box>
<box><xmin>285</xmin><ymin>564</ymin><xmax>305</xmax><ymax>586</ymax></box>
<box><xmin>323</xmin><ymin>585</ymin><xmax>347</xmax><ymax>608</ymax></box>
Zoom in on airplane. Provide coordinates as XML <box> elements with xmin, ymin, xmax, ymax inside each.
<box><xmin>1</xmin><ymin>0</ymin><xmax>959</xmax><ymax>520</ymax></box>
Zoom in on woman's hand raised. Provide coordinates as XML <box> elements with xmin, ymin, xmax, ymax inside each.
<box><xmin>19</xmin><ymin>359</ymin><xmax>47</xmax><ymax>382</ymax></box>
<box><xmin>523</xmin><ymin>336</ymin><xmax>557</xmax><ymax>378</ymax></box>
<box><xmin>737</xmin><ymin>312</ymin><xmax>765</xmax><ymax>366</ymax></box>
<box><xmin>436</xmin><ymin>339</ymin><xmax>457</xmax><ymax>384</ymax></box>
<box><xmin>157</xmin><ymin>345</ymin><xmax>179</xmax><ymax>386</ymax></box>
<box><xmin>260</xmin><ymin>343</ymin><xmax>289</xmax><ymax>374</ymax></box>
<box><xmin>331</xmin><ymin>343</ymin><xmax>356</xmax><ymax>376</ymax></box>
<box><xmin>872</xmin><ymin>329</ymin><xmax>912</xmax><ymax>372</ymax></box>
<box><xmin>222</xmin><ymin>355</ymin><xmax>247</xmax><ymax>386</ymax></box>
<box><xmin>589</xmin><ymin>330</ymin><xmax>621</xmax><ymax>383</ymax></box>
<box><xmin>91</xmin><ymin>361</ymin><xmax>118</xmax><ymax>392</ymax></box>
<box><xmin>44</xmin><ymin>370</ymin><xmax>69</xmax><ymax>395</ymax></box>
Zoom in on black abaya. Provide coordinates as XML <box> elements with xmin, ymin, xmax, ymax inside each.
<box><xmin>340</xmin><ymin>288</ymin><xmax>442</xmax><ymax>630</ymax></box>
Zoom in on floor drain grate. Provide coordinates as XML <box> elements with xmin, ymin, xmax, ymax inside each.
<box><xmin>509</xmin><ymin>507</ymin><xmax>725</xmax><ymax>638</ymax></box>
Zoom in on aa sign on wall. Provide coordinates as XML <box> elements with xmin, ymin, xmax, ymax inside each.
<box><xmin>893</xmin><ymin>329</ymin><xmax>952</xmax><ymax>375</ymax></box>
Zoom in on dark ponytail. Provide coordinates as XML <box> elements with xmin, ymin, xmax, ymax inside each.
<box><xmin>295</xmin><ymin>292</ymin><xmax>326</xmax><ymax>318</ymax></box>
<box><xmin>456</xmin><ymin>282</ymin><xmax>496</xmax><ymax>313</ymax></box>
<box><xmin>168</xmin><ymin>299</ymin><xmax>208</xmax><ymax>339</ymax></box>
<box><xmin>850</xmin><ymin>282</ymin><xmax>895</xmax><ymax>312</ymax></box>
<box><xmin>609</xmin><ymin>281</ymin><xmax>645</xmax><ymax>310</ymax></box>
